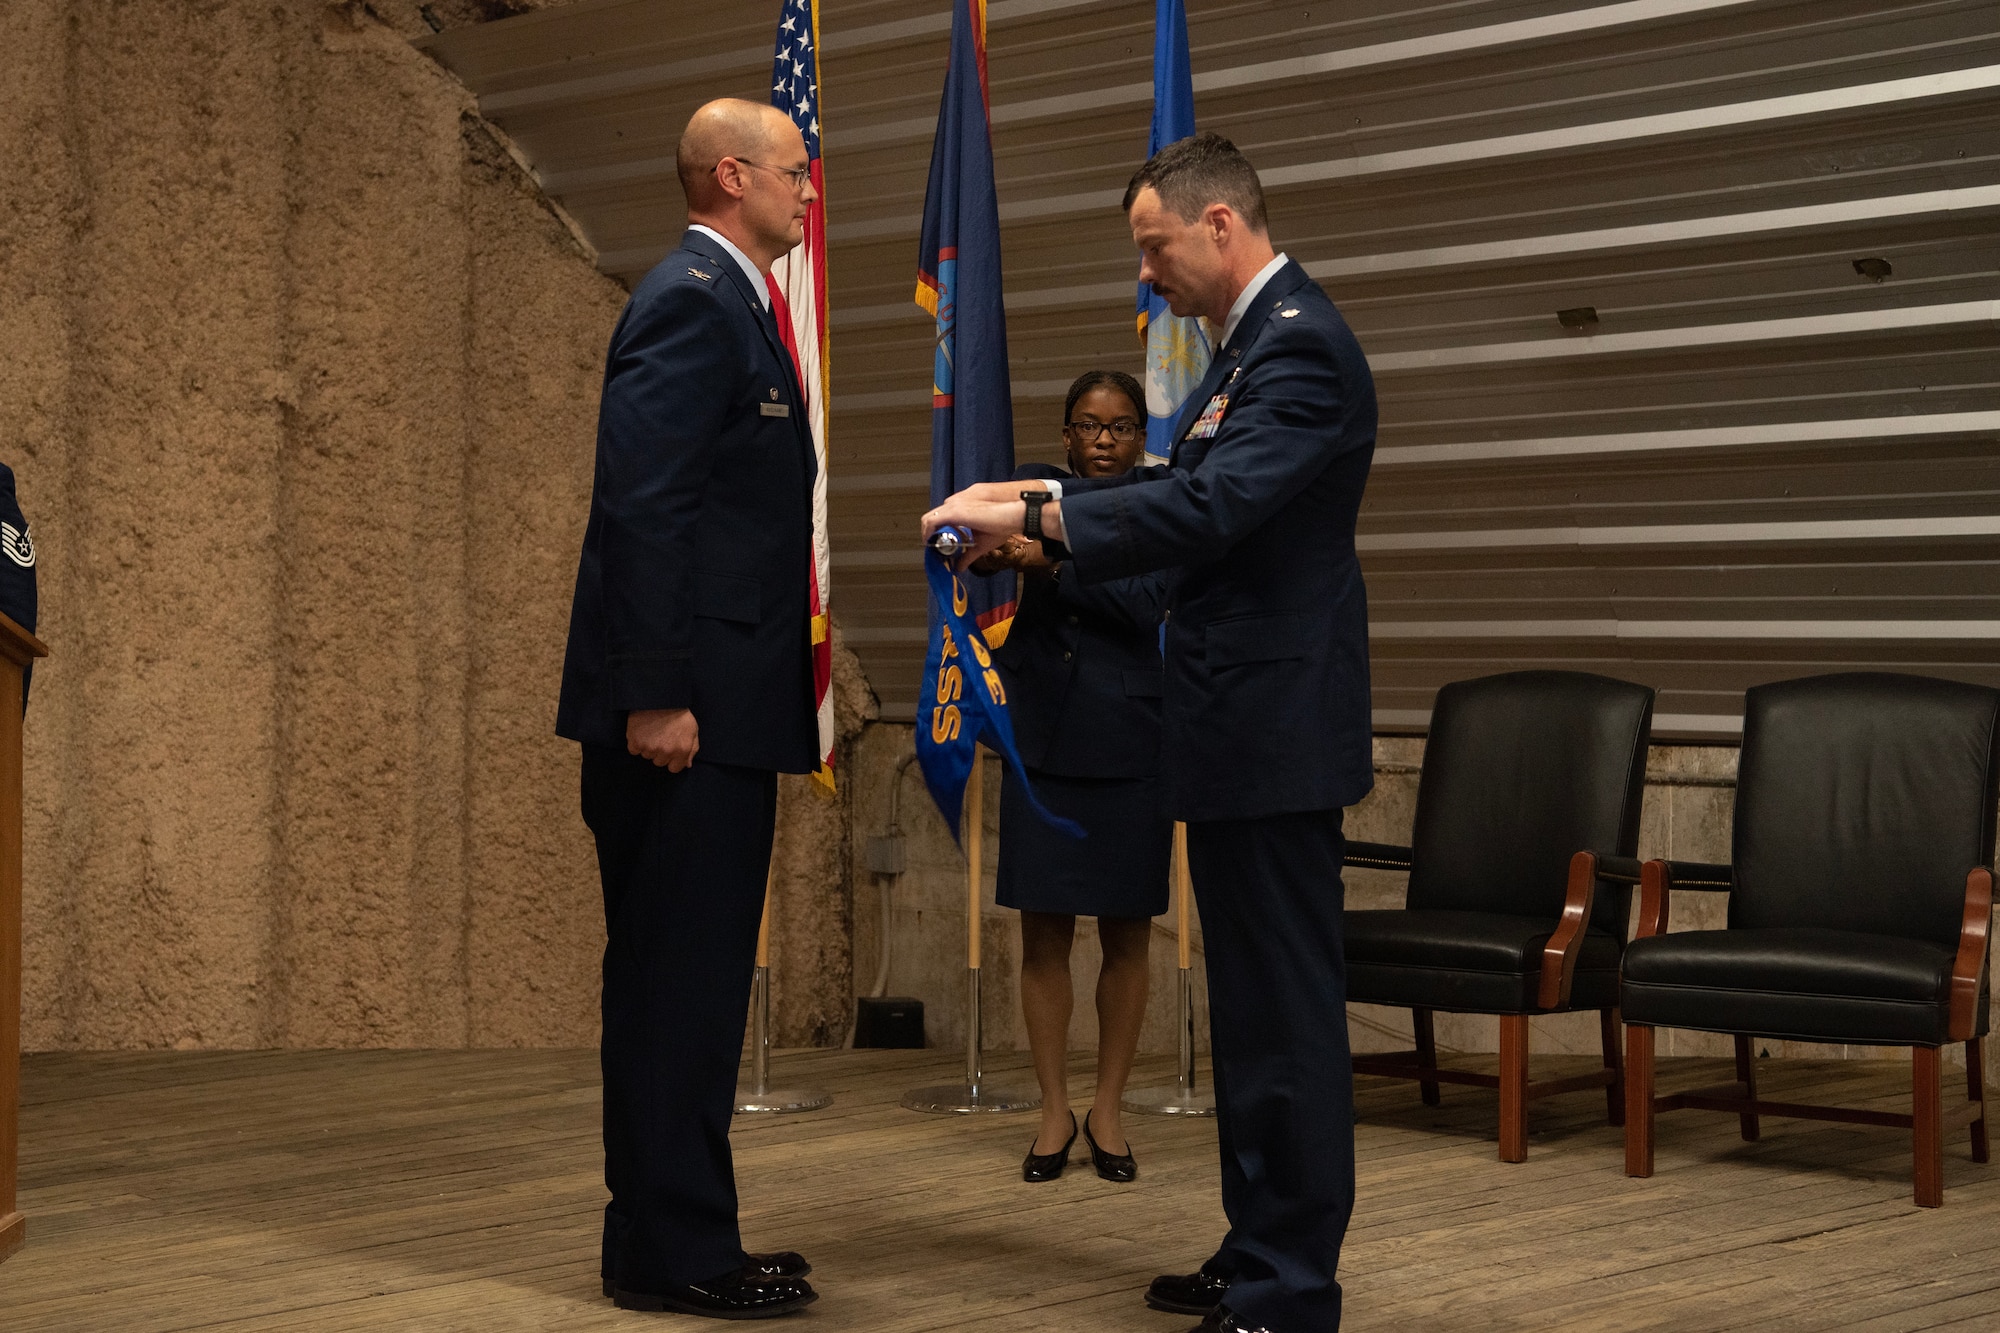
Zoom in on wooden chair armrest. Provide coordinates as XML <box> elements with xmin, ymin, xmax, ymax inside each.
<box><xmin>1636</xmin><ymin>859</ymin><xmax>1671</xmax><ymax>938</ymax></box>
<box><xmin>1634</xmin><ymin>858</ymin><xmax>1734</xmax><ymax>940</ymax></box>
<box><xmin>1345</xmin><ymin>841</ymin><xmax>1414</xmax><ymax>872</ymax></box>
<box><xmin>1538</xmin><ymin>851</ymin><xmax>1598</xmax><ymax>1008</ymax></box>
<box><xmin>1949</xmin><ymin>866</ymin><xmax>1993</xmax><ymax>1042</ymax></box>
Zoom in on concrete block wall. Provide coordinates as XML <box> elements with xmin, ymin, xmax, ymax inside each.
<box><xmin>0</xmin><ymin>0</ymin><xmax>868</xmax><ymax>1052</ymax></box>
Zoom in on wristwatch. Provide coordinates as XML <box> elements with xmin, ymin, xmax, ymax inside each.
<box><xmin>1021</xmin><ymin>489</ymin><xmax>1049</xmax><ymax>540</ymax></box>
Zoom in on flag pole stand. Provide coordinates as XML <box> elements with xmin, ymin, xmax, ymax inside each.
<box><xmin>902</xmin><ymin>751</ymin><xmax>1038</xmax><ymax>1114</ymax></box>
<box><xmin>1125</xmin><ymin>823</ymin><xmax>1214</xmax><ymax>1117</ymax></box>
<box><xmin>736</xmin><ymin>874</ymin><xmax>832</xmax><ymax>1115</ymax></box>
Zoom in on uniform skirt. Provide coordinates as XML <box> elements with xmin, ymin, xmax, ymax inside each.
<box><xmin>995</xmin><ymin>763</ymin><xmax>1173</xmax><ymax>919</ymax></box>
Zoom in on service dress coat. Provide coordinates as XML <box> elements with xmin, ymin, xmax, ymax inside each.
<box><xmin>991</xmin><ymin>462</ymin><xmax>1171</xmax><ymax>919</ymax></box>
<box><xmin>556</xmin><ymin>231</ymin><xmax>817</xmax><ymax>772</ymax></box>
<box><xmin>1060</xmin><ymin>261</ymin><xmax>1374</xmax><ymax>822</ymax></box>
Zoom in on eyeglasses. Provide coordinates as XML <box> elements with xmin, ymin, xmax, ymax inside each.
<box><xmin>1067</xmin><ymin>419</ymin><xmax>1143</xmax><ymax>444</ymax></box>
<box><xmin>730</xmin><ymin>158</ymin><xmax>813</xmax><ymax>192</ymax></box>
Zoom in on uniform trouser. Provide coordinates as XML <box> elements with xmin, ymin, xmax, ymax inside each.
<box><xmin>581</xmin><ymin>745</ymin><xmax>777</xmax><ymax>1292</ymax></box>
<box><xmin>1185</xmin><ymin>809</ymin><xmax>1353</xmax><ymax>1332</ymax></box>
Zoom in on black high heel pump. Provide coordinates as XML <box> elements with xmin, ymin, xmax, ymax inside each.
<box><xmin>1022</xmin><ymin>1111</ymin><xmax>1078</xmax><ymax>1182</ymax></box>
<box><xmin>1083</xmin><ymin>1109</ymin><xmax>1137</xmax><ymax>1182</ymax></box>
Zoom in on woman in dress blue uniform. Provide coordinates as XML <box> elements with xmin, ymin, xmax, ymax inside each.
<box><xmin>978</xmin><ymin>371</ymin><xmax>1171</xmax><ymax>1183</ymax></box>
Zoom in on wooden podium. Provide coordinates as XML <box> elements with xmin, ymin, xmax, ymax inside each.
<box><xmin>0</xmin><ymin>611</ymin><xmax>47</xmax><ymax>1264</ymax></box>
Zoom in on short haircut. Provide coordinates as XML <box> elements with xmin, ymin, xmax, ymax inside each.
<box><xmin>674</xmin><ymin>137</ymin><xmax>706</xmax><ymax>203</ymax></box>
<box><xmin>675</xmin><ymin>99</ymin><xmax>774</xmax><ymax>205</ymax></box>
<box><xmin>1063</xmin><ymin>370</ymin><xmax>1146</xmax><ymax>425</ymax></box>
<box><xmin>1121</xmin><ymin>132</ymin><xmax>1268</xmax><ymax>233</ymax></box>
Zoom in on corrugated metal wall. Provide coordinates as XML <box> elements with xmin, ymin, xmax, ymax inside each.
<box><xmin>425</xmin><ymin>0</ymin><xmax>2000</xmax><ymax>737</ymax></box>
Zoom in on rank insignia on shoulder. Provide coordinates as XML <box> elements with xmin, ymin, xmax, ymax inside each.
<box><xmin>1</xmin><ymin>521</ymin><xmax>32</xmax><ymax>568</ymax></box>
<box><xmin>1279</xmin><ymin>308</ymin><xmax>1301</xmax><ymax>318</ymax></box>
<box><xmin>688</xmin><ymin>267</ymin><xmax>714</xmax><ymax>281</ymax></box>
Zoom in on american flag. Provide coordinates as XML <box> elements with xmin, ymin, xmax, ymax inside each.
<box><xmin>767</xmin><ymin>0</ymin><xmax>835</xmax><ymax>790</ymax></box>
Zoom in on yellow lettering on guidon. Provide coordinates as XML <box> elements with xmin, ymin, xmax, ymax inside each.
<box><xmin>969</xmin><ymin>635</ymin><xmax>991</xmax><ymax>668</ymax></box>
<box><xmin>952</xmin><ymin>577</ymin><xmax>968</xmax><ymax>617</ymax></box>
<box><xmin>983</xmin><ymin>669</ymin><xmax>1006</xmax><ymax>704</ymax></box>
<box><xmin>940</xmin><ymin>625</ymin><xmax>959</xmax><ymax>660</ymax></box>
<box><xmin>930</xmin><ymin>706</ymin><xmax>961</xmax><ymax>743</ymax></box>
<box><xmin>935</xmin><ymin>664</ymin><xmax>963</xmax><ymax>704</ymax></box>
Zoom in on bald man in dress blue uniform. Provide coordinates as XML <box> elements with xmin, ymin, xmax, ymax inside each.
<box><xmin>925</xmin><ymin>133</ymin><xmax>1376</xmax><ymax>1333</ymax></box>
<box><xmin>556</xmin><ymin>98</ymin><xmax>823</xmax><ymax>1322</ymax></box>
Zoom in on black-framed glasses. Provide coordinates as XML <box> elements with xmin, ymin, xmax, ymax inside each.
<box><xmin>1067</xmin><ymin>419</ymin><xmax>1143</xmax><ymax>444</ymax></box>
<box><xmin>730</xmin><ymin>158</ymin><xmax>813</xmax><ymax>192</ymax></box>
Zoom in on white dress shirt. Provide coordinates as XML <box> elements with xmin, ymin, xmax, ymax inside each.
<box><xmin>688</xmin><ymin>224</ymin><xmax>770</xmax><ymax>310</ymax></box>
<box><xmin>1219</xmin><ymin>252</ymin><xmax>1289</xmax><ymax>348</ymax></box>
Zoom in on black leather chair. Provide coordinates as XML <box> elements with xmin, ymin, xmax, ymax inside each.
<box><xmin>1622</xmin><ymin>673</ymin><xmax>1997</xmax><ymax>1207</ymax></box>
<box><xmin>1345</xmin><ymin>670</ymin><xmax>1655</xmax><ymax>1161</ymax></box>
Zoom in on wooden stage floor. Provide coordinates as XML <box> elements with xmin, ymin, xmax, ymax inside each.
<box><xmin>5</xmin><ymin>1047</ymin><xmax>1998</xmax><ymax>1331</ymax></box>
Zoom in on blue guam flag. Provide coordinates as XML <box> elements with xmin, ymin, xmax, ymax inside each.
<box><xmin>1137</xmin><ymin>0</ymin><xmax>1212</xmax><ymax>463</ymax></box>
<box><xmin>913</xmin><ymin>0</ymin><xmax>1078</xmax><ymax>842</ymax></box>
<box><xmin>915</xmin><ymin>0</ymin><xmax>1014</xmax><ymax>648</ymax></box>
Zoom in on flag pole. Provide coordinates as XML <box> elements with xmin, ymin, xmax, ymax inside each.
<box><xmin>740</xmin><ymin>0</ymin><xmax>833</xmax><ymax>1118</ymax></box>
<box><xmin>964</xmin><ymin>750</ymin><xmax>984</xmax><ymax>1087</ymax></box>
<box><xmin>736</xmin><ymin>865</ymin><xmax>831</xmax><ymax>1114</ymax></box>
<box><xmin>902</xmin><ymin>748</ymin><xmax>1038</xmax><ymax>1113</ymax></box>
<box><xmin>903</xmin><ymin>0</ymin><xmax>1034</xmax><ymax>1115</ymax></box>
<box><xmin>1125</xmin><ymin>822</ymin><xmax>1214</xmax><ymax>1116</ymax></box>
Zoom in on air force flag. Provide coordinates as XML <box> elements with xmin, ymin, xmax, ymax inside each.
<box><xmin>1137</xmin><ymin>0</ymin><xmax>1211</xmax><ymax>463</ymax></box>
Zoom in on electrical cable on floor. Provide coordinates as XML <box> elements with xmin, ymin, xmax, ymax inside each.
<box><xmin>846</xmin><ymin>748</ymin><xmax>923</xmax><ymax>1050</ymax></box>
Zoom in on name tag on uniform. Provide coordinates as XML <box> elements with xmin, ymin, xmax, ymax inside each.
<box><xmin>759</xmin><ymin>402</ymin><xmax>791</xmax><ymax>418</ymax></box>
<box><xmin>1186</xmin><ymin>393</ymin><xmax>1229</xmax><ymax>440</ymax></box>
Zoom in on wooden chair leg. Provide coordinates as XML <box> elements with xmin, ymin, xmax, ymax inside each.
<box><xmin>1498</xmin><ymin>1013</ymin><xmax>1529</xmax><ymax>1163</ymax></box>
<box><xmin>1968</xmin><ymin>1037</ymin><xmax>1989</xmax><ymax>1165</ymax></box>
<box><xmin>1733</xmin><ymin>1034</ymin><xmax>1761</xmax><ymax>1142</ymax></box>
<box><xmin>1914</xmin><ymin>1045</ymin><xmax>1944</xmax><ymax>1208</ymax></box>
<box><xmin>1625</xmin><ymin>1023</ymin><xmax>1655</xmax><ymax>1178</ymax></box>
<box><xmin>1601</xmin><ymin>1007</ymin><xmax>1625</xmax><ymax>1127</ymax></box>
<box><xmin>1413</xmin><ymin>1007</ymin><xmax>1441</xmax><ymax>1107</ymax></box>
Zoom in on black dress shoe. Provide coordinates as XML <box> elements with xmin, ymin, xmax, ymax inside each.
<box><xmin>1145</xmin><ymin>1260</ymin><xmax>1232</xmax><ymax>1314</ymax></box>
<box><xmin>1083</xmin><ymin>1108</ymin><xmax>1137</xmax><ymax>1182</ymax></box>
<box><xmin>609</xmin><ymin>1268</ymin><xmax>817</xmax><ymax>1319</ymax></box>
<box><xmin>604</xmin><ymin>1251</ymin><xmax>810</xmax><ymax>1299</ymax></box>
<box><xmin>1022</xmin><ymin>1110</ymin><xmax>1077</xmax><ymax>1182</ymax></box>
<box><xmin>1187</xmin><ymin>1308</ymin><xmax>1271</xmax><ymax>1333</ymax></box>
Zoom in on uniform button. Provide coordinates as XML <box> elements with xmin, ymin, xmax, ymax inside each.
<box><xmin>1063</xmin><ymin>651</ymin><xmax>1073</xmax><ymax>662</ymax></box>
<box><xmin>1067</xmin><ymin>615</ymin><xmax>1079</xmax><ymax>625</ymax></box>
